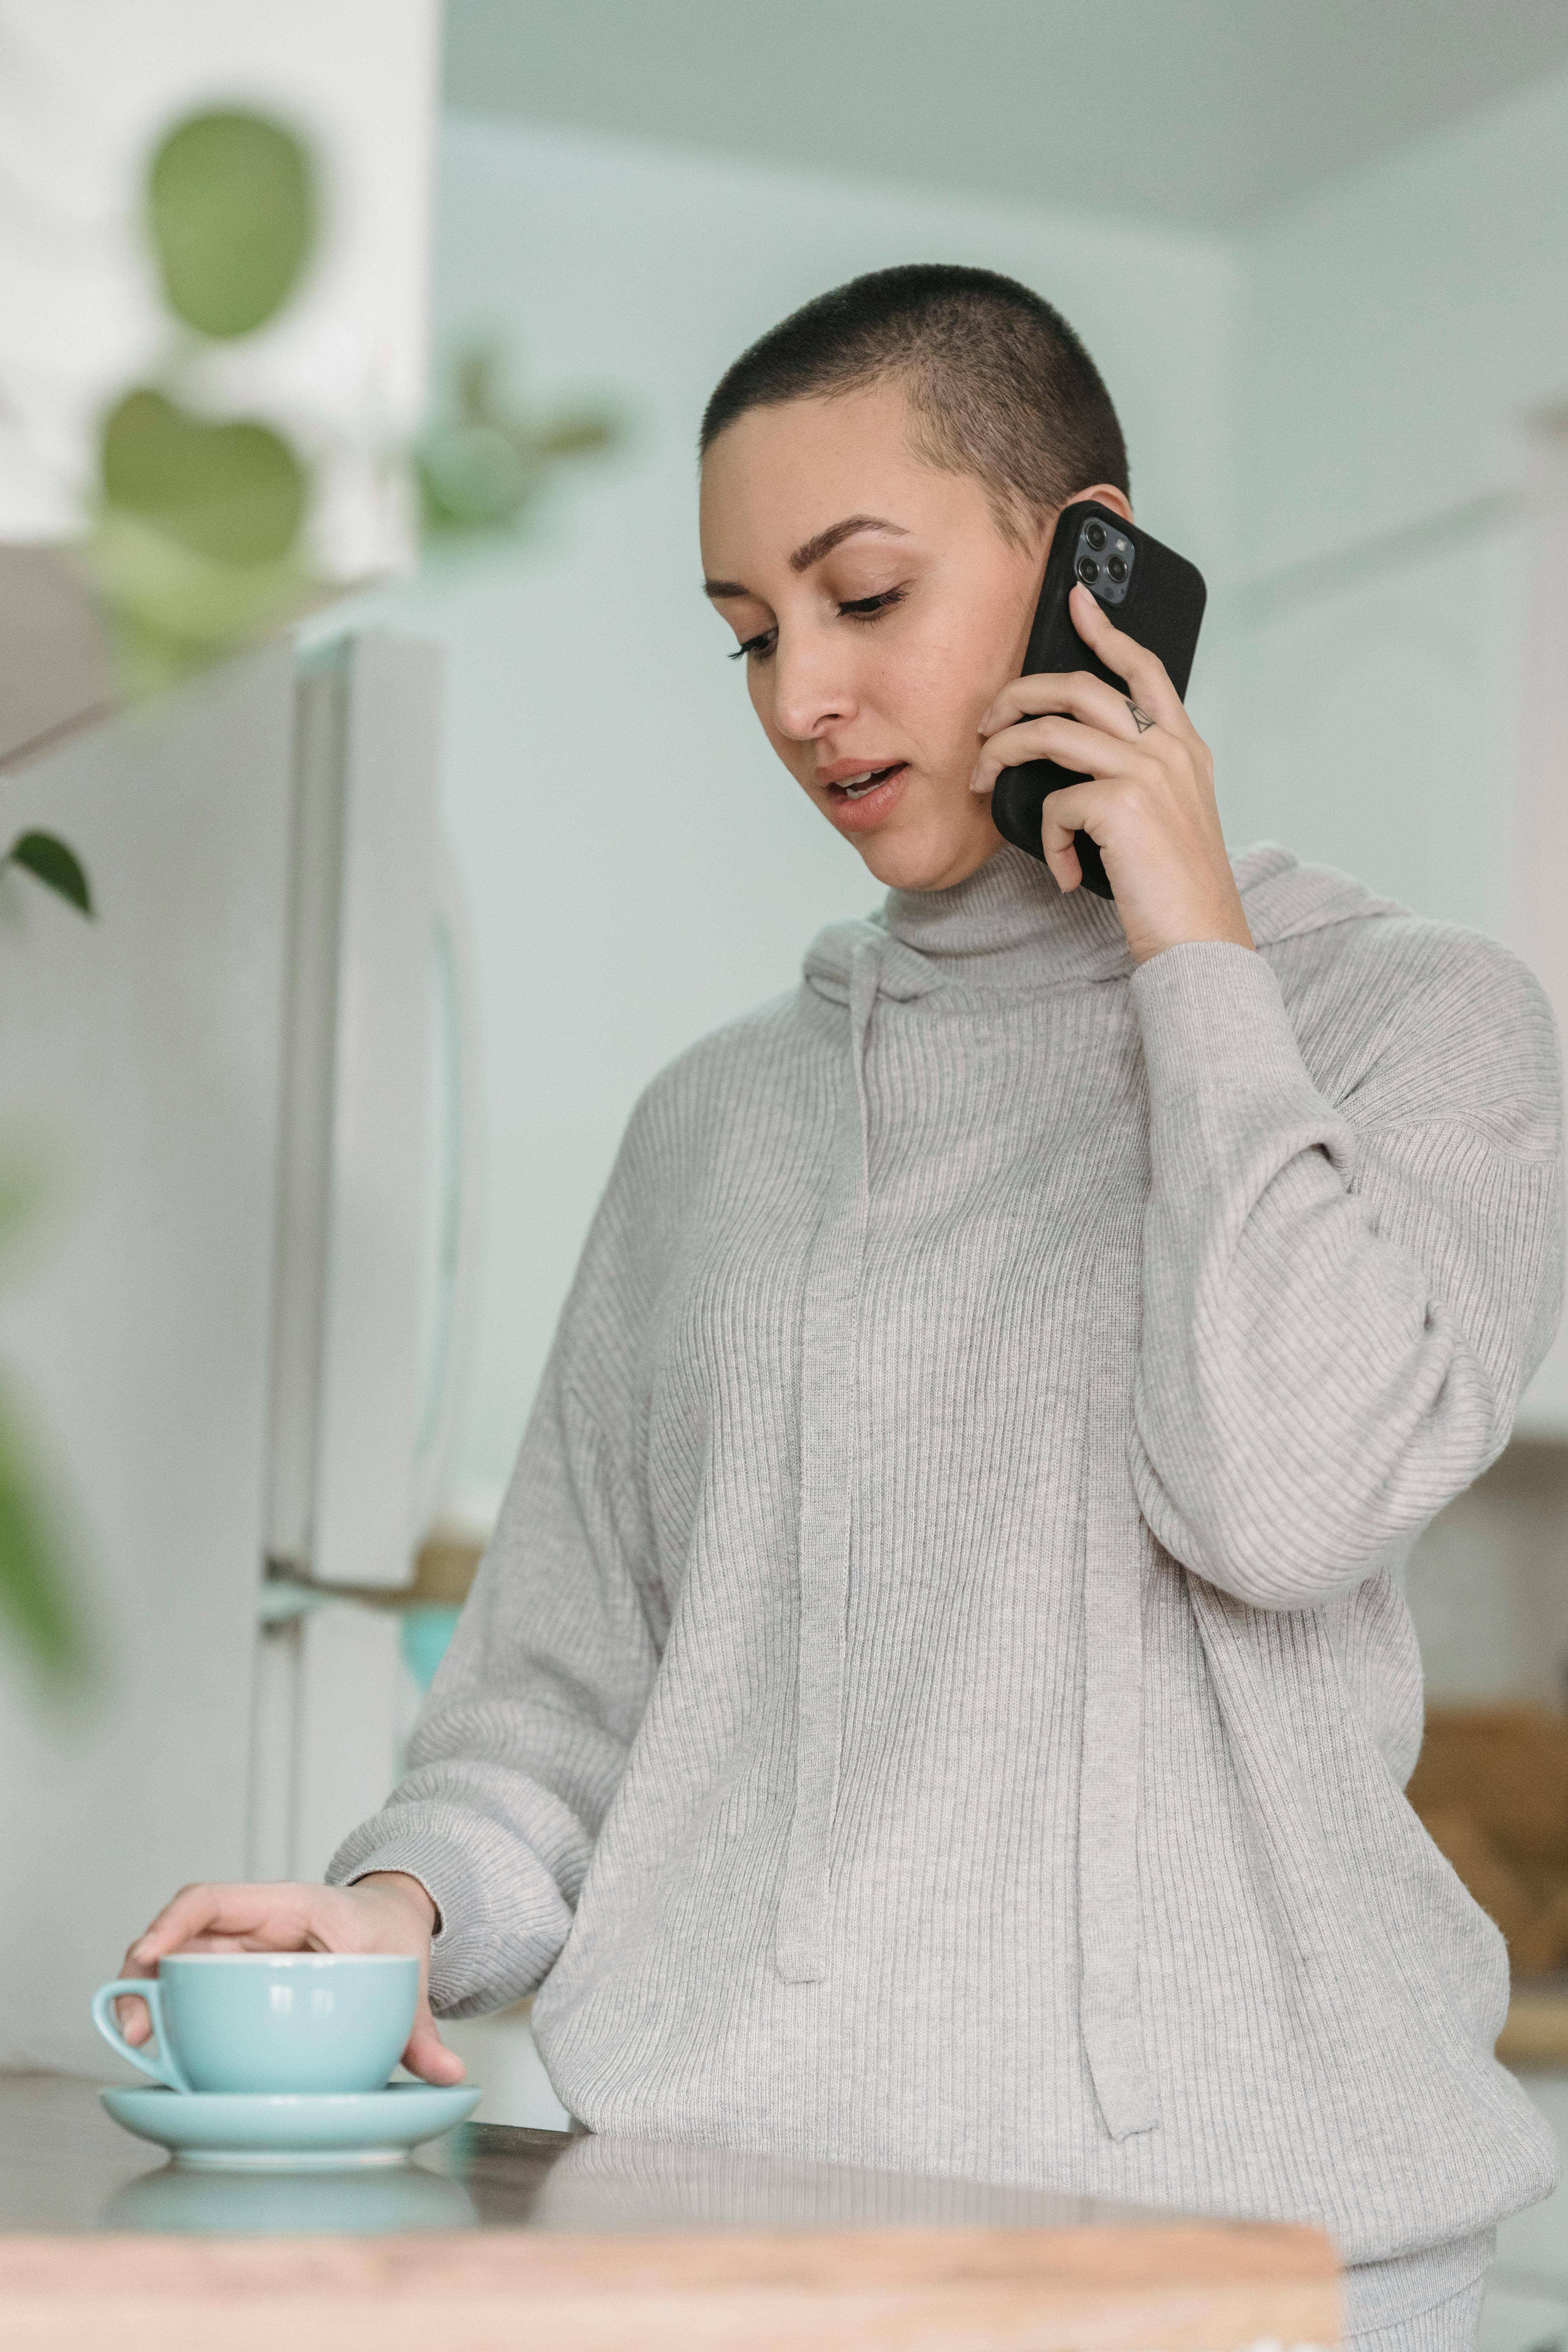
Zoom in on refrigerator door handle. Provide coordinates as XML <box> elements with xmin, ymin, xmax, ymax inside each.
<box><xmin>410</xmin><ymin>828</ymin><xmax>483</xmax><ymax>1545</ymax></box>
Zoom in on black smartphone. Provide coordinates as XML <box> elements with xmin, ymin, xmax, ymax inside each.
<box><xmin>989</xmin><ymin>499</ymin><xmax>1207</xmax><ymax>899</ymax></box>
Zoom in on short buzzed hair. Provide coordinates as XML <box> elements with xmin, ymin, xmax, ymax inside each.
<box><xmin>700</xmin><ymin>263</ymin><xmax>1129</xmax><ymax>544</ymax></box>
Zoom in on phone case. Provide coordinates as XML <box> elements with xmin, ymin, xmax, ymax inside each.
<box><xmin>989</xmin><ymin>500</ymin><xmax>1207</xmax><ymax>899</ymax></box>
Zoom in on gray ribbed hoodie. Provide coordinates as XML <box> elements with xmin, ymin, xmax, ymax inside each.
<box><xmin>333</xmin><ymin>841</ymin><xmax>1563</xmax><ymax>2335</ymax></box>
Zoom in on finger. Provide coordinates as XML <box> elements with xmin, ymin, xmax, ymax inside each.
<box><xmin>116</xmin><ymin>1993</ymin><xmax>154</xmax><ymax>2045</ymax></box>
<box><xmin>169</xmin><ymin>1932</ymin><xmax>279</xmax><ymax>1953</ymax></box>
<box><xmin>404</xmin><ymin>2000</ymin><xmax>466</xmax><ymax>2087</ymax></box>
<box><xmin>1041</xmin><ymin>830</ymin><xmax>1083</xmax><ymax>895</ymax></box>
<box><xmin>128</xmin><ymin>1882</ymin><xmax>323</xmax><ymax>1966</ymax></box>
<box><xmin>128</xmin><ymin>1884</ymin><xmax>241</xmax><ymax>1964</ymax></box>
<box><xmin>1036</xmin><ymin>777</ymin><xmax>1139</xmax><ymax>885</ymax></box>
<box><xmin>1039</xmin><ymin>780</ymin><xmax>1098</xmax><ymax>848</ymax></box>
<box><xmin>1067</xmin><ymin>584</ymin><xmax>1187</xmax><ymax>727</ymax></box>
<box><xmin>117</xmin><ymin>1927</ymin><xmax>165</xmax><ymax>2043</ymax></box>
<box><xmin>980</xmin><ymin>668</ymin><xmax>1147</xmax><ymax>743</ymax></box>
<box><xmin>1044</xmin><ymin>790</ymin><xmax>1105</xmax><ymax>898</ymax></box>
<box><xmin>971</xmin><ymin>715</ymin><xmax>1152</xmax><ymax>799</ymax></box>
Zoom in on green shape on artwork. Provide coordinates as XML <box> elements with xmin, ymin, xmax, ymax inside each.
<box><xmin>102</xmin><ymin>390</ymin><xmax>307</xmax><ymax>566</ymax></box>
<box><xmin>149</xmin><ymin>108</ymin><xmax>316</xmax><ymax>341</ymax></box>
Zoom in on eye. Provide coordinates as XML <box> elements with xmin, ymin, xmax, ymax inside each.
<box><xmin>727</xmin><ymin>628</ymin><xmax>777</xmax><ymax>663</ymax></box>
<box><xmin>838</xmin><ymin>586</ymin><xmax>907</xmax><ymax>622</ymax></box>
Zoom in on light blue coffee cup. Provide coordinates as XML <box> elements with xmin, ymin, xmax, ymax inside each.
<box><xmin>91</xmin><ymin>1954</ymin><xmax>419</xmax><ymax>2095</ymax></box>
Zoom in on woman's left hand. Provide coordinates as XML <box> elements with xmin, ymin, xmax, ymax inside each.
<box><xmin>970</xmin><ymin>581</ymin><xmax>1253</xmax><ymax>968</ymax></box>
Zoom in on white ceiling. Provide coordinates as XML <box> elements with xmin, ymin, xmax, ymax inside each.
<box><xmin>444</xmin><ymin>0</ymin><xmax>1568</xmax><ymax>232</ymax></box>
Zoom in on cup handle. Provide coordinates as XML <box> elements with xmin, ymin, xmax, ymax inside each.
<box><xmin>91</xmin><ymin>1979</ymin><xmax>192</xmax><ymax>2092</ymax></box>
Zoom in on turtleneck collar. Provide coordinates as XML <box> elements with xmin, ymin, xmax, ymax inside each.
<box><xmin>879</xmin><ymin>842</ymin><xmax>1132</xmax><ymax>989</ymax></box>
<box><xmin>803</xmin><ymin>838</ymin><xmax>1404</xmax><ymax>1007</ymax></box>
<box><xmin>804</xmin><ymin>843</ymin><xmax>1132</xmax><ymax>1004</ymax></box>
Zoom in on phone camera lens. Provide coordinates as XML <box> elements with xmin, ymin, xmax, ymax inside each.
<box><xmin>1107</xmin><ymin>555</ymin><xmax>1127</xmax><ymax>583</ymax></box>
<box><xmin>1077</xmin><ymin>556</ymin><xmax>1099</xmax><ymax>584</ymax></box>
<box><xmin>1085</xmin><ymin>522</ymin><xmax>1107</xmax><ymax>551</ymax></box>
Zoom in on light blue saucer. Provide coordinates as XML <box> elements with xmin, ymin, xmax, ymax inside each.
<box><xmin>100</xmin><ymin>2082</ymin><xmax>481</xmax><ymax>2170</ymax></box>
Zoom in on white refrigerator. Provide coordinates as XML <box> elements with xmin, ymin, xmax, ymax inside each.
<box><xmin>0</xmin><ymin>632</ymin><xmax>474</xmax><ymax>2074</ymax></box>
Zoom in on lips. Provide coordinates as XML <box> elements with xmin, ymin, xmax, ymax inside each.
<box><xmin>815</xmin><ymin>759</ymin><xmax>906</xmax><ymax>795</ymax></box>
<box><xmin>816</xmin><ymin>760</ymin><xmax>910</xmax><ymax>833</ymax></box>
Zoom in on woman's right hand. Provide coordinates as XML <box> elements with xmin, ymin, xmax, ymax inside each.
<box><xmin>113</xmin><ymin>1873</ymin><xmax>464</xmax><ymax>2085</ymax></box>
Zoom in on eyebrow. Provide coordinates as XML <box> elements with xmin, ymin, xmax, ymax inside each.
<box><xmin>702</xmin><ymin>513</ymin><xmax>910</xmax><ymax>601</ymax></box>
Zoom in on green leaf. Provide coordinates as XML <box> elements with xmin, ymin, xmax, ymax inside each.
<box><xmin>8</xmin><ymin>833</ymin><xmax>92</xmax><ymax>917</ymax></box>
<box><xmin>102</xmin><ymin>389</ymin><xmax>307</xmax><ymax>566</ymax></box>
<box><xmin>0</xmin><ymin>1383</ymin><xmax>82</xmax><ymax>1684</ymax></box>
<box><xmin>148</xmin><ymin>109</ymin><xmax>315</xmax><ymax>341</ymax></box>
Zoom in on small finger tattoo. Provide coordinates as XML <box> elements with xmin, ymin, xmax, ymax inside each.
<box><xmin>1126</xmin><ymin>699</ymin><xmax>1156</xmax><ymax>734</ymax></box>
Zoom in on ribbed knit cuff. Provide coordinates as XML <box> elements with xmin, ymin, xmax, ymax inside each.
<box><xmin>1130</xmin><ymin>940</ymin><xmax>1317</xmax><ymax>1115</ymax></box>
<box><xmin>330</xmin><ymin>1833</ymin><xmax>476</xmax><ymax>1949</ymax></box>
<box><xmin>327</xmin><ymin>1802</ymin><xmax>570</xmax><ymax>2016</ymax></box>
<box><xmin>327</xmin><ymin>1820</ymin><xmax>496</xmax><ymax>2006</ymax></box>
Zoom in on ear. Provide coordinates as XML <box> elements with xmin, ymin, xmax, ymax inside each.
<box><xmin>1027</xmin><ymin>482</ymin><xmax>1134</xmax><ymax>583</ymax></box>
<box><xmin>1070</xmin><ymin>482</ymin><xmax>1133</xmax><ymax>524</ymax></box>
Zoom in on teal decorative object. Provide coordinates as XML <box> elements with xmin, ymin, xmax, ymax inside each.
<box><xmin>400</xmin><ymin>1604</ymin><xmax>461</xmax><ymax>1692</ymax></box>
<box><xmin>417</xmin><ymin>346</ymin><xmax>620</xmax><ymax>539</ymax></box>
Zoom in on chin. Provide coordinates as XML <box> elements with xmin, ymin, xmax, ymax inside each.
<box><xmin>854</xmin><ymin>815</ymin><xmax>999</xmax><ymax>895</ymax></box>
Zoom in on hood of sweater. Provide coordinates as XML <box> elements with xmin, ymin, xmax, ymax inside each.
<box><xmin>802</xmin><ymin>839</ymin><xmax>1404</xmax><ymax>1003</ymax></box>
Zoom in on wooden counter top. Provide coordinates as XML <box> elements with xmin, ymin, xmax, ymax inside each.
<box><xmin>0</xmin><ymin>2073</ymin><xmax>1339</xmax><ymax>2349</ymax></box>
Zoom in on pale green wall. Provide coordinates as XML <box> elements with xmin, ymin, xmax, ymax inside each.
<box><xmin>1241</xmin><ymin>69</ymin><xmax>1568</xmax><ymax>570</ymax></box>
<box><xmin>1228</xmin><ymin>69</ymin><xmax>1568</xmax><ymax>932</ymax></box>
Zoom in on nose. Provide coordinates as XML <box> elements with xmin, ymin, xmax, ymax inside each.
<box><xmin>768</xmin><ymin>621</ymin><xmax>857</xmax><ymax>744</ymax></box>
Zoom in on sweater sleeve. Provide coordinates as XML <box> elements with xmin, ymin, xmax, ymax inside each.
<box><xmin>1128</xmin><ymin>934</ymin><xmax>1564</xmax><ymax>1612</ymax></box>
<box><xmin>327</xmin><ymin>1116</ymin><xmax>667</xmax><ymax>2018</ymax></box>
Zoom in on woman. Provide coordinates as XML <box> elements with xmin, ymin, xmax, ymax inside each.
<box><xmin>125</xmin><ymin>267</ymin><xmax>1560</xmax><ymax>2348</ymax></box>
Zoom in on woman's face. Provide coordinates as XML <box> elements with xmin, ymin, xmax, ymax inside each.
<box><xmin>699</xmin><ymin>382</ymin><xmax>1055</xmax><ymax>893</ymax></box>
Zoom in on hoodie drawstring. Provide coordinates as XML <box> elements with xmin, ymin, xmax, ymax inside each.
<box><xmin>1076</xmin><ymin>1365</ymin><xmax>1160</xmax><ymax>2138</ymax></box>
<box><xmin>777</xmin><ymin>939</ymin><xmax>881</xmax><ymax>1983</ymax></box>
